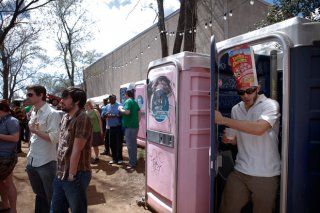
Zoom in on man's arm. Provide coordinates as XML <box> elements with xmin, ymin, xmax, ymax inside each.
<box><xmin>0</xmin><ymin>132</ymin><xmax>19</xmax><ymax>142</ymax></box>
<box><xmin>69</xmin><ymin>137</ymin><xmax>87</xmax><ymax>176</ymax></box>
<box><xmin>214</xmin><ymin>110</ymin><xmax>271</xmax><ymax>136</ymax></box>
<box><xmin>118</xmin><ymin>105</ymin><xmax>130</xmax><ymax>115</ymax></box>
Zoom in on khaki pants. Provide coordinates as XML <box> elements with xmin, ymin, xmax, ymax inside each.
<box><xmin>219</xmin><ymin>170</ymin><xmax>279</xmax><ymax>213</ymax></box>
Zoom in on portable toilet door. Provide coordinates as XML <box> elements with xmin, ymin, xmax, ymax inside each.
<box><xmin>210</xmin><ymin>17</ymin><xmax>320</xmax><ymax>213</ymax></box>
<box><xmin>134</xmin><ymin>80</ymin><xmax>147</xmax><ymax>147</ymax></box>
<box><xmin>145</xmin><ymin>52</ymin><xmax>211</xmax><ymax>213</ymax></box>
<box><xmin>119</xmin><ymin>82</ymin><xmax>135</xmax><ymax>104</ymax></box>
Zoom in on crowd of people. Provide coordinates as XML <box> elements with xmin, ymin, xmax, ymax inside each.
<box><xmin>0</xmin><ymin>58</ymin><xmax>281</xmax><ymax>213</ymax></box>
<box><xmin>0</xmin><ymin>84</ymin><xmax>141</xmax><ymax>213</ymax></box>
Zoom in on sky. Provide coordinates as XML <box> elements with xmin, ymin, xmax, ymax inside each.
<box><xmin>82</xmin><ymin>0</ymin><xmax>180</xmax><ymax>56</ymax></box>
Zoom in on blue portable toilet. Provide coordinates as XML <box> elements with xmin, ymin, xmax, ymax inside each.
<box><xmin>210</xmin><ymin>17</ymin><xmax>320</xmax><ymax>213</ymax></box>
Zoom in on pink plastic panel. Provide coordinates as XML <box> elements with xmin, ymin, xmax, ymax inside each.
<box><xmin>135</xmin><ymin>83</ymin><xmax>146</xmax><ymax>147</ymax></box>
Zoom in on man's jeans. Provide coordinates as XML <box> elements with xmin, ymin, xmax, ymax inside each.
<box><xmin>26</xmin><ymin>160</ymin><xmax>56</xmax><ymax>213</ymax></box>
<box><xmin>125</xmin><ymin>128</ymin><xmax>139</xmax><ymax>167</ymax></box>
<box><xmin>50</xmin><ymin>171</ymin><xmax>92</xmax><ymax>213</ymax></box>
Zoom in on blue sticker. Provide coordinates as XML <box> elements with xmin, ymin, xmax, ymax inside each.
<box><xmin>151</xmin><ymin>89</ymin><xmax>169</xmax><ymax>122</ymax></box>
<box><xmin>137</xmin><ymin>95</ymin><xmax>144</xmax><ymax>109</ymax></box>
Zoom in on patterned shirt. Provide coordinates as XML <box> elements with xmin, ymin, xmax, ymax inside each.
<box><xmin>56</xmin><ymin>109</ymin><xmax>92</xmax><ymax>180</ymax></box>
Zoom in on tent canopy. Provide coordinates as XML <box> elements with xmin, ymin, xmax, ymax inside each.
<box><xmin>88</xmin><ymin>94</ymin><xmax>109</xmax><ymax>106</ymax></box>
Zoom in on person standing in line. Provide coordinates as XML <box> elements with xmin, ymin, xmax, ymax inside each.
<box><xmin>85</xmin><ymin>100</ymin><xmax>104</xmax><ymax>164</ymax></box>
<box><xmin>50</xmin><ymin>87</ymin><xmax>92</xmax><ymax>213</ymax></box>
<box><xmin>25</xmin><ymin>85</ymin><xmax>61</xmax><ymax>213</ymax></box>
<box><xmin>23</xmin><ymin>100</ymin><xmax>32</xmax><ymax>144</ymax></box>
<box><xmin>100</xmin><ymin>98</ymin><xmax>110</xmax><ymax>155</ymax></box>
<box><xmin>101</xmin><ymin>95</ymin><xmax>123</xmax><ymax>165</ymax></box>
<box><xmin>11</xmin><ymin>100</ymin><xmax>25</xmax><ymax>153</ymax></box>
<box><xmin>118</xmin><ymin>90</ymin><xmax>140</xmax><ymax>171</ymax></box>
<box><xmin>0</xmin><ymin>100</ymin><xmax>20</xmax><ymax>213</ymax></box>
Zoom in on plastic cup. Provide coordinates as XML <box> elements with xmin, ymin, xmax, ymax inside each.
<box><xmin>225</xmin><ymin>128</ymin><xmax>236</xmax><ymax>140</ymax></box>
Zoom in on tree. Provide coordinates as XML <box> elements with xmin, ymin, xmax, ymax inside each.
<box><xmin>0</xmin><ymin>0</ymin><xmax>54</xmax><ymax>100</ymax></box>
<box><xmin>0</xmin><ymin>25</ymin><xmax>47</xmax><ymax>102</ymax></box>
<box><xmin>155</xmin><ymin>0</ymin><xmax>198</xmax><ymax>56</ymax></box>
<box><xmin>34</xmin><ymin>72</ymin><xmax>68</xmax><ymax>95</ymax></box>
<box><xmin>0</xmin><ymin>0</ymin><xmax>54</xmax><ymax>49</ymax></box>
<box><xmin>48</xmin><ymin>0</ymin><xmax>102</xmax><ymax>87</ymax></box>
<box><xmin>257</xmin><ymin>0</ymin><xmax>320</xmax><ymax>28</ymax></box>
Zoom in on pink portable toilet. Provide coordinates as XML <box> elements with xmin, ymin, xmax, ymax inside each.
<box><xmin>134</xmin><ymin>80</ymin><xmax>147</xmax><ymax>148</ymax></box>
<box><xmin>145</xmin><ymin>52</ymin><xmax>211</xmax><ymax>213</ymax></box>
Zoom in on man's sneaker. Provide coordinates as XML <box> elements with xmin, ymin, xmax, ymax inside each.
<box><xmin>109</xmin><ymin>160</ymin><xmax>116</xmax><ymax>165</ymax></box>
<box><xmin>125</xmin><ymin>165</ymin><xmax>135</xmax><ymax>171</ymax></box>
<box><xmin>117</xmin><ymin>160</ymin><xmax>123</xmax><ymax>165</ymax></box>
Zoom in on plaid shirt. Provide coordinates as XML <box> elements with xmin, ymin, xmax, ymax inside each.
<box><xmin>56</xmin><ymin>109</ymin><xmax>92</xmax><ymax>180</ymax></box>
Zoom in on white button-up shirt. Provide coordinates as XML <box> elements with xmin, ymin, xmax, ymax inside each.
<box><xmin>27</xmin><ymin>103</ymin><xmax>61</xmax><ymax>167</ymax></box>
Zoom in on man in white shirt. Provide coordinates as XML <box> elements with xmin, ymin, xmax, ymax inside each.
<box><xmin>215</xmin><ymin>84</ymin><xmax>281</xmax><ymax>213</ymax></box>
<box><xmin>25</xmin><ymin>85</ymin><xmax>61</xmax><ymax>213</ymax></box>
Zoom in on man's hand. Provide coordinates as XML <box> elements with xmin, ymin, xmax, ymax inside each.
<box><xmin>214</xmin><ymin>110</ymin><xmax>225</xmax><ymax>125</ymax></box>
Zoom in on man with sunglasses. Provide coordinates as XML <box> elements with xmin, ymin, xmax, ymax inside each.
<box><xmin>215</xmin><ymin>83</ymin><xmax>281</xmax><ymax>213</ymax></box>
<box><xmin>25</xmin><ymin>84</ymin><xmax>61</xmax><ymax>213</ymax></box>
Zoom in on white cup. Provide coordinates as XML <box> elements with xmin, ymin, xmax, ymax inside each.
<box><xmin>225</xmin><ymin>128</ymin><xmax>236</xmax><ymax>140</ymax></box>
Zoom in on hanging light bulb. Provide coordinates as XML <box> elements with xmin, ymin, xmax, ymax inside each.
<box><xmin>229</xmin><ymin>10</ymin><xmax>233</xmax><ymax>17</ymax></box>
<box><xmin>223</xmin><ymin>13</ymin><xmax>227</xmax><ymax>20</ymax></box>
<box><xmin>154</xmin><ymin>36</ymin><xmax>157</xmax><ymax>40</ymax></box>
<box><xmin>193</xmin><ymin>28</ymin><xmax>197</xmax><ymax>33</ymax></box>
<box><xmin>189</xmin><ymin>29</ymin><xmax>192</xmax><ymax>34</ymax></box>
<box><xmin>147</xmin><ymin>45</ymin><xmax>150</xmax><ymax>48</ymax></box>
<box><xmin>209</xmin><ymin>21</ymin><xmax>212</xmax><ymax>27</ymax></box>
<box><xmin>250</xmin><ymin>0</ymin><xmax>254</xmax><ymax>5</ymax></box>
<box><xmin>205</xmin><ymin>23</ymin><xmax>208</xmax><ymax>29</ymax></box>
<box><xmin>140</xmin><ymin>51</ymin><xmax>143</xmax><ymax>55</ymax></box>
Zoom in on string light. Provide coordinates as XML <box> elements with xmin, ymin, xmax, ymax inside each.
<box><xmin>85</xmin><ymin>0</ymin><xmax>258</xmax><ymax>79</ymax></box>
<box><xmin>223</xmin><ymin>13</ymin><xmax>227</xmax><ymax>20</ymax></box>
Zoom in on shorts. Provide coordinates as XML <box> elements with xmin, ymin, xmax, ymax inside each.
<box><xmin>0</xmin><ymin>153</ymin><xmax>17</xmax><ymax>181</ymax></box>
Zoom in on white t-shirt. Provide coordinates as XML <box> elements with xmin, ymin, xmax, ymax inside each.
<box><xmin>232</xmin><ymin>94</ymin><xmax>281</xmax><ymax>177</ymax></box>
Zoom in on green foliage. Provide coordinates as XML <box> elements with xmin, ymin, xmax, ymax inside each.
<box><xmin>255</xmin><ymin>0</ymin><xmax>320</xmax><ymax>28</ymax></box>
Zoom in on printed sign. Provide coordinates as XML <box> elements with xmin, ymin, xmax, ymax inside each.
<box><xmin>228</xmin><ymin>45</ymin><xmax>258</xmax><ymax>88</ymax></box>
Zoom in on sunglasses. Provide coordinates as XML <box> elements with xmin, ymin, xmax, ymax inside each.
<box><xmin>27</xmin><ymin>93</ymin><xmax>34</xmax><ymax>97</ymax></box>
<box><xmin>237</xmin><ymin>87</ymin><xmax>257</xmax><ymax>96</ymax></box>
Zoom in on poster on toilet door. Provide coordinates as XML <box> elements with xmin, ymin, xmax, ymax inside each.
<box><xmin>228</xmin><ymin>45</ymin><xmax>258</xmax><ymax>89</ymax></box>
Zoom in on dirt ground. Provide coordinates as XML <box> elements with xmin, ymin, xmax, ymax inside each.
<box><xmin>10</xmin><ymin>142</ymin><xmax>153</xmax><ymax>213</ymax></box>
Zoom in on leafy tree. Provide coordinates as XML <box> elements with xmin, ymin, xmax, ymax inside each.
<box><xmin>34</xmin><ymin>72</ymin><xmax>69</xmax><ymax>95</ymax></box>
<box><xmin>48</xmin><ymin>0</ymin><xmax>102</xmax><ymax>87</ymax></box>
<box><xmin>0</xmin><ymin>0</ymin><xmax>54</xmax><ymax>49</ymax></box>
<box><xmin>0</xmin><ymin>25</ymin><xmax>47</xmax><ymax>102</ymax></box>
<box><xmin>0</xmin><ymin>0</ymin><xmax>52</xmax><ymax>101</ymax></box>
<box><xmin>257</xmin><ymin>0</ymin><xmax>320</xmax><ymax>28</ymax></box>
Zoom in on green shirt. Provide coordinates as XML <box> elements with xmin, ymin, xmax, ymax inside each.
<box><xmin>87</xmin><ymin>109</ymin><xmax>101</xmax><ymax>132</ymax></box>
<box><xmin>122</xmin><ymin>98</ymin><xmax>140</xmax><ymax>128</ymax></box>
